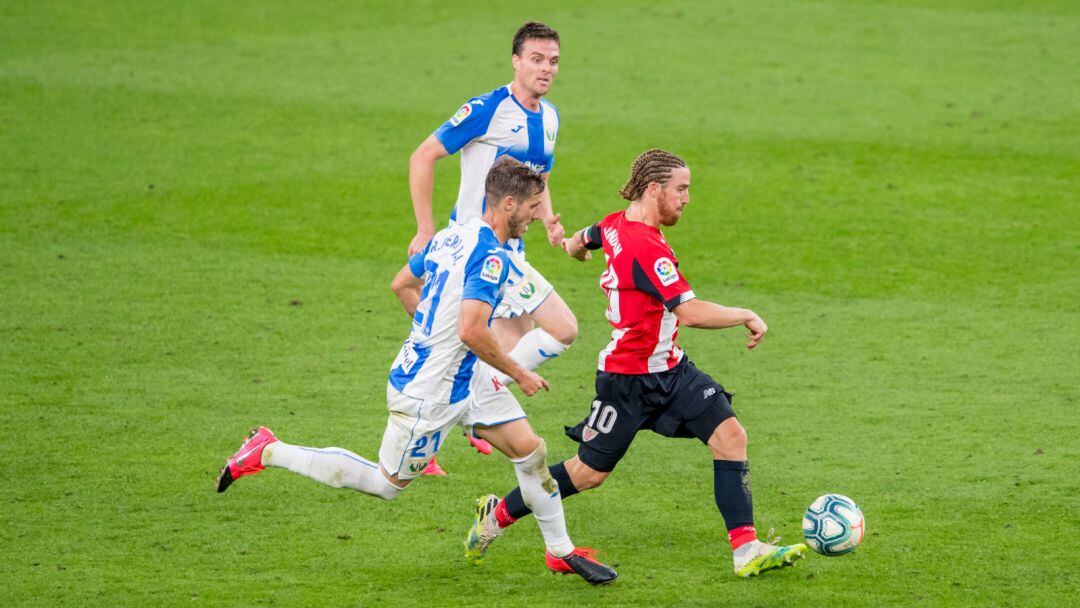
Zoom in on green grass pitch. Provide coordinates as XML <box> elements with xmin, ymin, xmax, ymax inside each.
<box><xmin>2</xmin><ymin>1</ymin><xmax>1077</xmax><ymax>606</ymax></box>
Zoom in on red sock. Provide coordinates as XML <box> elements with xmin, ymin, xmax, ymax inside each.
<box><xmin>728</xmin><ymin>525</ymin><xmax>757</xmax><ymax>551</ymax></box>
<box><xmin>494</xmin><ymin>499</ymin><xmax>518</xmax><ymax>529</ymax></box>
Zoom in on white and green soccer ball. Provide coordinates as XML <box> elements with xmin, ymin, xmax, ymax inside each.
<box><xmin>802</xmin><ymin>493</ymin><xmax>865</xmax><ymax>556</ymax></box>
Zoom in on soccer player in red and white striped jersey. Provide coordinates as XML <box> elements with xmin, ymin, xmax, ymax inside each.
<box><xmin>463</xmin><ymin>149</ymin><xmax>808</xmax><ymax>578</ymax></box>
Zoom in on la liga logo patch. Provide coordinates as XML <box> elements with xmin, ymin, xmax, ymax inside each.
<box><xmin>449</xmin><ymin>103</ymin><xmax>472</xmax><ymax>126</ymax></box>
<box><xmin>654</xmin><ymin>257</ymin><xmax>678</xmax><ymax>286</ymax></box>
<box><xmin>480</xmin><ymin>255</ymin><xmax>503</xmax><ymax>283</ymax></box>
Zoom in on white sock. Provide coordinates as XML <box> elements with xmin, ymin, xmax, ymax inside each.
<box><xmin>263</xmin><ymin>441</ymin><xmax>401</xmax><ymax>500</ymax></box>
<box><xmin>511</xmin><ymin>439</ymin><xmax>574</xmax><ymax>557</ymax></box>
<box><xmin>493</xmin><ymin>328</ymin><xmax>570</xmax><ymax>386</ymax></box>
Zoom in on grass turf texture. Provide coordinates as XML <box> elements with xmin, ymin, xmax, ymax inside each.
<box><xmin>2</xmin><ymin>1</ymin><xmax>1077</xmax><ymax>605</ymax></box>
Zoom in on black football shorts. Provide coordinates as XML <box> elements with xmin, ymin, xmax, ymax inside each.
<box><xmin>565</xmin><ymin>358</ymin><xmax>736</xmax><ymax>473</ymax></box>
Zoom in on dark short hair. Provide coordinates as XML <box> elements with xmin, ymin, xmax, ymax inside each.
<box><xmin>485</xmin><ymin>157</ymin><xmax>545</xmax><ymax>207</ymax></box>
<box><xmin>512</xmin><ymin>21</ymin><xmax>560</xmax><ymax>56</ymax></box>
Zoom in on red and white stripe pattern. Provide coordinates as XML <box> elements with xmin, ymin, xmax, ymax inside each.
<box><xmin>589</xmin><ymin>212</ymin><xmax>696</xmax><ymax>375</ymax></box>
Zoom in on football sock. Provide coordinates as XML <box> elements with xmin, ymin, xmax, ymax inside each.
<box><xmin>510</xmin><ymin>440</ymin><xmax>574</xmax><ymax>557</ymax></box>
<box><xmin>263</xmin><ymin>441</ymin><xmax>401</xmax><ymax>500</ymax></box>
<box><xmin>500</xmin><ymin>462</ymin><xmax>579</xmax><ymax>522</ymax></box>
<box><xmin>492</xmin><ymin>328</ymin><xmax>569</xmax><ymax>385</ymax></box>
<box><xmin>713</xmin><ymin>459</ymin><xmax>756</xmax><ymax>549</ymax></box>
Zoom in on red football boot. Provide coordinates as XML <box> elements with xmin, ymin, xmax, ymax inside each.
<box><xmin>215</xmin><ymin>426</ymin><xmax>278</xmax><ymax>493</ymax></box>
<box><xmin>545</xmin><ymin>547</ymin><xmax>618</xmax><ymax>585</ymax></box>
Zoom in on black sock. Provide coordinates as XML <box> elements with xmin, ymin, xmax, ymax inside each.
<box><xmin>713</xmin><ymin>459</ymin><xmax>755</xmax><ymax>530</ymax></box>
<box><xmin>503</xmin><ymin>462</ymin><xmax>580</xmax><ymax>519</ymax></box>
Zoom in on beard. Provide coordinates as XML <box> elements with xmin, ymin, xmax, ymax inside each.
<box><xmin>508</xmin><ymin>212</ymin><xmax>529</xmax><ymax>238</ymax></box>
<box><xmin>657</xmin><ymin>194</ymin><xmax>684</xmax><ymax>226</ymax></box>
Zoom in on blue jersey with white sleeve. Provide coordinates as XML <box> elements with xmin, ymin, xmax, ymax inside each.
<box><xmin>433</xmin><ymin>84</ymin><xmax>559</xmax><ymax>226</ymax></box>
<box><xmin>388</xmin><ymin>218</ymin><xmax>513</xmax><ymax>404</ymax></box>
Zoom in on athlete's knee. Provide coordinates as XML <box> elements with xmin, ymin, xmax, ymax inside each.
<box><xmin>547</xmin><ymin>310</ymin><xmax>578</xmax><ymax>345</ymax></box>
<box><xmin>534</xmin><ymin>300</ymin><xmax>578</xmax><ymax>345</ymax></box>
<box><xmin>709</xmin><ymin>419</ymin><xmax>747</xmax><ymax>458</ymax></box>
<box><xmin>374</xmin><ymin>468</ymin><xmax>407</xmax><ymax>501</ymax></box>
<box><xmin>513</xmin><ymin>437</ymin><xmax>549</xmax><ymax>474</ymax></box>
<box><xmin>565</xmin><ymin>457</ymin><xmax>608</xmax><ymax>490</ymax></box>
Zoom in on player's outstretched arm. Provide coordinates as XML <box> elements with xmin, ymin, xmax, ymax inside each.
<box><xmin>390</xmin><ymin>264</ymin><xmax>424</xmax><ymax>317</ymax></box>
<box><xmin>672</xmin><ymin>299</ymin><xmax>768</xmax><ymax>349</ymax></box>
<box><xmin>407</xmin><ymin>136</ymin><xmax>450</xmax><ymax>255</ymax></box>
<box><xmin>560</xmin><ymin>224</ymin><xmax>600</xmax><ymax>261</ymax></box>
<box><xmin>459</xmin><ymin>299</ymin><xmax>549</xmax><ymax>395</ymax></box>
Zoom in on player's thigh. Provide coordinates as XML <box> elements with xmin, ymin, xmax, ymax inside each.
<box><xmin>380</xmin><ymin>388</ymin><xmax>464</xmax><ymax>481</ymax></box>
<box><xmin>473</xmin><ymin>419</ymin><xmax>541</xmax><ymax>460</ymax></box>
<box><xmin>461</xmin><ymin>367</ymin><xmax>536</xmax><ymax>458</ymax></box>
<box><xmin>528</xmin><ymin>288</ymin><xmax>577</xmax><ymax>344</ymax></box>
<box><xmin>660</xmin><ymin>361</ymin><xmax>737</xmax><ymax>445</ymax></box>
<box><xmin>565</xmin><ymin>377</ymin><xmax>646</xmax><ymax>473</ymax></box>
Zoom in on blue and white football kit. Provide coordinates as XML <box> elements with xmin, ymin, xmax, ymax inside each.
<box><xmin>434</xmin><ymin>84</ymin><xmax>559</xmax><ymax>319</ymax></box>
<box><xmin>380</xmin><ymin>218</ymin><xmax>514</xmax><ymax>479</ymax></box>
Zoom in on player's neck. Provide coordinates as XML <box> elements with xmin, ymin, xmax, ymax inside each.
<box><xmin>509</xmin><ymin>81</ymin><xmax>541</xmax><ymax>112</ymax></box>
<box><xmin>481</xmin><ymin>211</ymin><xmax>512</xmax><ymax>243</ymax></box>
<box><xmin>625</xmin><ymin>201</ymin><xmax>661</xmax><ymax>228</ymax></box>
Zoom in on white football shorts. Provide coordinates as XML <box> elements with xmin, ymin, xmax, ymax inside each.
<box><xmin>460</xmin><ymin>363</ymin><xmax>528</xmax><ymax>436</ymax></box>
<box><xmin>493</xmin><ymin>250</ymin><xmax>554</xmax><ymax>320</ymax></box>
<box><xmin>379</xmin><ymin>384</ymin><xmax>468</xmax><ymax>480</ymax></box>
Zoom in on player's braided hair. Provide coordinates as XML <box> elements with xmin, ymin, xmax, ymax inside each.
<box><xmin>512</xmin><ymin>21</ymin><xmax>560</xmax><ymax>56</ymax></box>
<box><xmin>485</xmin><ymin>157</ymin><xmax>545</xmax><ymax>206</ymax></box>
<box><xmin>618</xmin><ymin>148</ymin><xmax>687</xmax><ymax>201</ymax></box>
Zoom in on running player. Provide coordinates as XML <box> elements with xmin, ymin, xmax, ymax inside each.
<box><xmin>464</xmin><ymin>149</ymin><xmax>809</xmax><ymax>578</ymax></box>
<box><xmin>408</xmin><ymin>22</ymin><xmax>576</xmax><ymax>474</ymax></box>
<box><xmin>216</xmin><ymin>158</ymin><xmax>616</xmax><ymax>584</ymax></box>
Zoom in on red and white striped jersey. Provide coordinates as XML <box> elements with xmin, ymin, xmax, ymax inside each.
<box><xmin>582</xmin><ymin>211</ymin><xmax>696</xmax><ymax>374</ymax></box>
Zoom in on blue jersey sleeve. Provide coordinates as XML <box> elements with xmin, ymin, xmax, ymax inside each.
<box><xmin>407</xmin><ymin>239</ymin><xmax>431</xmax><ymax>277</ymax></box>
<box><xmin>434</xmin><ymin>99</ymin><xmax>497</xmax><ymax>155</ymax></box>
<box><xmin>461</xmin><ymin>246</ymin><xmax>509</xmax><ymax>308</ymax></box>
<box><xmin>433</xmin><ymin>87</ymin><xmax>507</xmax><ymax>155</ymax></box>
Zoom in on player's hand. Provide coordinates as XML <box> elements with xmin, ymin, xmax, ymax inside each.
<box><xmin>545</xmin><ymin>213</ymin><xmax>565</xmax><ymax>247</ymax></box>
<box><xmin>515</xmin><ymin>370</ymin><xmax>550</xmax><ymax>396</ymax></box>
<box><xmin>408</xmin><ymin>227</ymin><xmax>434</xmax><ymax>256</ymax></box>
<box><xmin>745</xmin><ymin>314</ymin><xmax>768</xmax><ymax>349</ymax></box>
<box><xmin>561</xmin><ymin>236</ymin><xmax>591</xmax><ymax>261</ymax></box>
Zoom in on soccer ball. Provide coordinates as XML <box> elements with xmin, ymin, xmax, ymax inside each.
<box><xmin>802</xmin><ymin>493</ymin><xmax>865</xmax><ymax>556</ymax></box>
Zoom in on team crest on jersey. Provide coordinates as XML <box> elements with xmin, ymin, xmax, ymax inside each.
<box><xmin>654</xmin><ymin>257</ymin><xmax>678</xmax><ymax>286</ymax></box>
<box><xmin>480</xmin><ymin>255</ymin><xmax>503</xmax><ymax>283</ymax></box>
<box><xmin>449</xmin><ymin>103</ymin><xmax>473</xmax><ymax>126</ymax></box>
<box><xmin>517</xmin><ymin>281</ymin><xmax>536</xmax><ymax>299</ymax></box>
<box><xmin>582</xmin><ymin>426</ymin><xmax>598</xmax><ymax>442</ymax></box>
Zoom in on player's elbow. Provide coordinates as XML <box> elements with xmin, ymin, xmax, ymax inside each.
<box><xmin>458</xmin><ymin>324</ymin><xmax>481</xmax><ymax>349</ymax></box>
<box><xmin>409</xmin><ymin>140</ymin><xmax>441</xmax><ymax>171</ymax></box>
<box><xmin>673</xmin><ymin>307</ymin><xmax>701</xmax><ymax>328</ymax></box>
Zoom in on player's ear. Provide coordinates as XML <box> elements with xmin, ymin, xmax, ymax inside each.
<box><xmin>501</xmin><ymin>195</ymin><xmax>516</xmax><ymax>212</ymax></box>
<box><xmin>646</xmin><ymin>181</ymin><xmax>661</xmax><ymax>199</ymax></box>
<box><xmin>511</xmin><ymin>54</ymin><xmax>521</xmax><ymax>71</ymax></box>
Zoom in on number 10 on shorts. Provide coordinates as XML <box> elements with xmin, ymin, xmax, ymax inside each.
<box><xmin>587</xmin><ymin>400</ymin><xmax>618</xmax><ymax>434</ymax></box>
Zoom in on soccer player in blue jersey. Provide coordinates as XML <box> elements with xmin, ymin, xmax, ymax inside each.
<box><xmin>216</xmin><ymin>159</ymin><xmax>616</xmax><ymax>584</ymax></box>
<box><xmin>408</xmin><ymin>22</ymin><xmax>576</xmax><ymax>472</ymax></box>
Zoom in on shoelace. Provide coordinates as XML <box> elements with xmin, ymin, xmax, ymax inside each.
<box><xmin>763</xmin><ymin>527</ymin><xmax>782</xmax><ymax>546</ymax></box>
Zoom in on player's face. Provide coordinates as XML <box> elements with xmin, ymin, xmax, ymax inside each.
<box><xmin>657</xmin><ymin>167</ymin><xmax>691</xmax><ymax>226</ymax></box>
<box><xmin>512</xmin><ymin>38</ymin><xmax>560</xmax><ymax>97</ymax></box>
<box><xmin>507</xmin><ymin>192</ymin><xmax>544</xmax><ymax>238</ymax></box>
